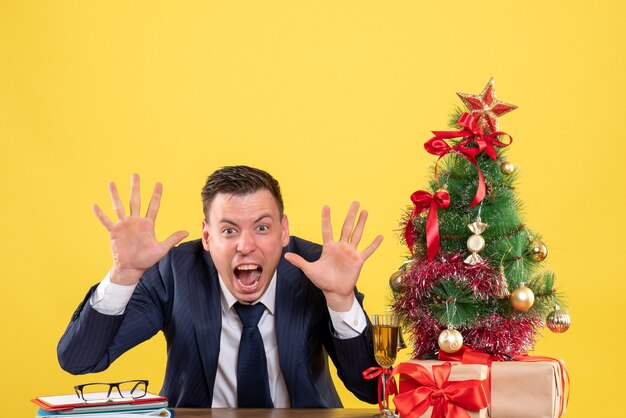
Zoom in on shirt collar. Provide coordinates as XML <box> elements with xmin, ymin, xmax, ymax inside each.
<box><xmin>218</xmin><ymin>271</ymin><xmax>277</xmax><ymax>315</ymax></box>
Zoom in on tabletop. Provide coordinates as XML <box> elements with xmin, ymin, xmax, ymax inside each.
<box><xmin>173</xmin><ymin>409</ymin><xmax>379</xmax><ymax>418</ymax></box>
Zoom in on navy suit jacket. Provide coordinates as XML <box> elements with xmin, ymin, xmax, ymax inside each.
<box><xmin>58</xmin><ymin>237</ymin><xmax>378</xmax><ymax>408</ymax></box>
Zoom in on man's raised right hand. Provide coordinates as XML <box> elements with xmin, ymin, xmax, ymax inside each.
<box><xmin>93</xmin><ymin>173</ymin><xmax>189</xmax><ymax>286</ymax></box>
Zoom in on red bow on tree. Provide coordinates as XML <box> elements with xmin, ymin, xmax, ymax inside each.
<box><xmin>390</xmin><ymin>362</ymin><xmax>488</xmax><ymax>418</ymax></box>
<box><xmin>424</xmin><ymin>113</ymin><xmax>512</xmax><ymax>208</ymax></box>
<box><xmin>404</xmin><ymin>189</ymin><xmax>450</xmax><ymax>261</ymax></box>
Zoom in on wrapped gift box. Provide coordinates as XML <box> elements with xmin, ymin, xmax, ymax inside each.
<box><xmin>393</xmin><ymin>360</ymin><xmax>489</xmax><ymax>418</ymax></box>
<box><xmin>394</xmin><ymin>358</ymin><xmax>567</xmax><ymax>418</ymax></box>
<box><xmin>490</xmin><ymin>359</ymin><xmax>567</xmax><ymax>418</ymax></box>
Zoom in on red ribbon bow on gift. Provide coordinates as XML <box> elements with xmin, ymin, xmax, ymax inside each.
<box><xmin>438</xmin><ymin>345</ymin><xmax>500</xmax><ymax>402</ymax></box>
<box><xmin>424</xmin><ymin>113</ymin><xmax>512</xmax><ymax>208</ymax></box>
<box><xmin>362</xmin><ymin>366</ymin><xmax>398</xmax><ymax>412</ymax></box>
<box><xmin>438</xmin><ymin>346</ymin><xmax>570</xmax><ymax>417</ymax></box>
<box><xmin>404</xmin><ymin>189</ymin><xmax>450</xmax><ymax>261</ymax></box>
<box><xmin>390</xmin><ymin>362</ymin><xmax>488</xmax><ymax>418</ymax></box>
<box><xmin>438</xmin><ymin>344</ymin><xmax>499</xmax><ymax>365</ymax></box>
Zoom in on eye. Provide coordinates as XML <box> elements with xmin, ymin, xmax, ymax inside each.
<box><xmin>257</xmin><ymin>225</ymin><xmax>269</xmax><ymax>232</ymax></box>
<box><xmin>222</xmin><ymin>227</ymin><xmax>237</xmax><ymax>235</ymax></box>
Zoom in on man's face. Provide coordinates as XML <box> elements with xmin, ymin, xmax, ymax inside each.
<box><xmin>201</xmin><ymin>189</ymin><xmax>289</xmax><ymax>303</ymax></box>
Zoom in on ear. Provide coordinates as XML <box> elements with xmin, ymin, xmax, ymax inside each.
<box><xmin>281</xmin><ymin>214</ymin><xmax>290</xmax><ymax>247</ymax></box>
<box><xmin>201</xmin><ymin>219</ymin><xmax>210</xmax><ymax>251</ymax></box>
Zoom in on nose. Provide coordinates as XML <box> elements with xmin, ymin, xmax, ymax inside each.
<box><xmin>236</xmin><ymin>230</ymin><xmax>257</xmax><ymax>255</ymax></box>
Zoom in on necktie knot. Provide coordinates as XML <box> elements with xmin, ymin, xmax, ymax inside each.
<box><xmin>234</xmin><ymin>302</ymin><xmax>266</xmax><ymax>328</ymax></box>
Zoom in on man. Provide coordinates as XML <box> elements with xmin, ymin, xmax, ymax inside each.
<box><xmin>58</xmin><ymin>166</ymin><xmax>383</xmax><ymax>408</ymax></box>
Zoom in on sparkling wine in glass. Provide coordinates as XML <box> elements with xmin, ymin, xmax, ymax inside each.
<box><xmin>372</xmin><ymin>313</ymin><xmax>399</xmax><ymax>417</ymax></box>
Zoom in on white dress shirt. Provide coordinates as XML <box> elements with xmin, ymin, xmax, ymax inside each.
<box><xmin>90</xmin><ymin>271</ymin><xmax>367</xmax><ymax>407</ymax></box>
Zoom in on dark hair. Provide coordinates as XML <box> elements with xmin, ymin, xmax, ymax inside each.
<box><xmin>201</xmin><ymin>165</ymin><xmax>284</xmax><ymax>218</ymax></box>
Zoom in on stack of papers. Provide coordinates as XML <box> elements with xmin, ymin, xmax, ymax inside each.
<box><xmin>32</xmin><ymin>392</ymin><xmax>170</xmax><ymax>417</ymax></box>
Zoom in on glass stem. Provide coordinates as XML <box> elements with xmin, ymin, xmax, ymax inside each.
<box><xmin>381</xmin><ymin>370</ymin><xmax>388</xmax><ymax>410</ymax></box>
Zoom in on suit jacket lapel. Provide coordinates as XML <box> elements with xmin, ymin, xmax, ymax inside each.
<box><xmin>188</xmin><ymin>251</ymin><xmax>222</xmax><ymax>404</ymax></box>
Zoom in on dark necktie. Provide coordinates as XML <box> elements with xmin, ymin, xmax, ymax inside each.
<box><xmin>234</xmin><ymin>302</ymin><xmax>274</xmax><ymax>408</ymax></box>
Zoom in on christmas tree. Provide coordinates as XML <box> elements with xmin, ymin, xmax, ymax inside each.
<box><xmin>393</xmin><ymin>79</ymin><xmax>571</xmax><ymax>360</ymax></box>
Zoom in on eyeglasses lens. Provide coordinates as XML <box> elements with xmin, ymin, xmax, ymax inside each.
<box><xmin>118</xmin><ymin>381</ymin><xmax>148</xmax><ymax>399</ymax></box>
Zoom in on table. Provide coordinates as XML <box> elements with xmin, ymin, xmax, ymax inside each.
<box><xmin>173</xmin><ymin>409</ymin><xmax>378</xmax><ymax>418</ymax></box>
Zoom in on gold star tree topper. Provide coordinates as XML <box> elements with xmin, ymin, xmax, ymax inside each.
<box><xmin>457</xmin><ymin>78</ymin><xmax>518</xmax><ymax>133</ymax></box>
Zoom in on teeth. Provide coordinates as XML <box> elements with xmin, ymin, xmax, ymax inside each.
<box><xmin>236</xmin><ymin>264</ymin><xmax>260</xmax><ymax>271</ymax></box>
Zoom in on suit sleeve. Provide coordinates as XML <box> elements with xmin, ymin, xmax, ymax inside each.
<box><xmin>324</xmin><ymin>289</ymin><xmax>379</xmax><ymax>404</ymax></box>
<box><xmin>57</xmin><ymin>262</ymin><xmax>170</xmax><ymax>375</ymax></box>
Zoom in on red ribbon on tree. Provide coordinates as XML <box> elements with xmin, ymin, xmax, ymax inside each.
<box><xmin>390</xmin><ymin>361</ymin><xmax>488</xmax><ymax>418</ymax></box>
<box><xmin>362</xmin><ymin>366</ymin><xmax>398</xmax><ymax>412</ymax></box>
<box><xmin>404</xmin><ymin>189</ymin><xmax>450</xmax><ymax>261</ymax></box>
<box><xmin>424</xmin><ymin>113</ymin><xmax>512</xmax><ymax>208</ymax></box>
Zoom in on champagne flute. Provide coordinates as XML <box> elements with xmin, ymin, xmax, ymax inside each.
<box><xmin>372</xmin><ymin>313</ymin><xmax>399</xmax><ymax>417</ymax></box>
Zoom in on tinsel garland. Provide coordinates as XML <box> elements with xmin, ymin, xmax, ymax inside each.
<box><xmin>393</xmin><ymin>251</ymin><xmax>543</xmax><ymax>359</ymax></box>
<box><xmin>463</xmin><ymin>314</ymin><xmax>544</xmax><ymax>358</ymax></box>
<box><xmin>400</xmin><ymin>252</ymin><xmax>499</xmax><ymax>299</ymax></box>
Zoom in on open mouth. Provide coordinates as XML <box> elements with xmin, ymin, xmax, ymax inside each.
<box><xmin>234</xmin><ymin>264</ymin><xmax>263</xmax><ymax>291</ymax></box>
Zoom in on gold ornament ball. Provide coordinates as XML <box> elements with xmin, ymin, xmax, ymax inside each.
<box><xmin>389</xmin><ymin>270</ymin><xmax>404</xmax><ymax>293</ymax></box>
<box><xmin>438</xmin><ymin>329</ymin><xmax>464</xmax><ymax>353</ymax></box>
<box><xmin>546</xmin><ymin>308</ymin><xmax>571</xmax><ymax>333</ymax></box>
<box><xmin>466</xmin><ymin>234</ymin><xmax>485</xmax><ymax>253</ymax></box>
<box><xmin>510</xmin><ymin>284</ymin><xmax>535</xmax><ymax>311</ymax></box>
<box><xmin>529</xmin><ymin>240</ymin><xmax>548</xmax><ymax>261</ymax></box>
<box><xmin>500</xmin><ymin>161</ymin><xmax>516</xmax><ymax>175</ymax></box>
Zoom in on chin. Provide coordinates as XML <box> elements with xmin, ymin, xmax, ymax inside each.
<box><xmin>234</xmin><ymin>283</ymin><xmax>269</xmax><ymax>303</ymax></box>
<box><xmin>235</xmin><ymin>292</ymin><xmax>263</xmax><ymax>304</ymax></box>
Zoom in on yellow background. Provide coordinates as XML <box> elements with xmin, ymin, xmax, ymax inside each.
<box><xmin>1</xmin><ymin>1</ymin><xmax>624</xmax><ymax>416</ymax></box>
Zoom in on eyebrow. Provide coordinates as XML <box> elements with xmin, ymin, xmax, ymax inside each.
<box><xmin>219</xmin><ymin>213</ymin><xmax>274</xmax><ymax>226</ymax></box>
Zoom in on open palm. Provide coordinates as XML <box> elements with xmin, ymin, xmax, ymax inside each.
<box><xmin>285</xmin><ymin>202</ymin><xmax>383</xmax><ymax>311</ymax></box>
<box><xmin>93</xmin><ymin>174</ymin><xmax>188</xmax><ymax>285</ymax></box>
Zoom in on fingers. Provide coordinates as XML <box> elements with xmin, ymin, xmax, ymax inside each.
<box><xmin>360</xmin><ymin>234</ymin><xmax>384</xmax><ymax>261</ymax></box>
<box><xmin>107</xmin><ymin>174</ymin><xmax>161</xmax><ymax>219</ymax></box>
<box><xmin>339</xmin><ymin>201</ymin><xmax>360</xmax><ymax>243</ymax></box>
<box><xmin>350</xmin><ymin>209</ymin><xmax>368</xmax><ymax>247</ymax></box>
<box><xmin>321</xmin><ymin>206</ymin><xmax>333</xmax><ymax>244</ymax></box>
<box><xmin>129</xmin><ymin>173</ymin><xmax>141</xmax><ymax>216</ymax></box>
<box><xmin>92</xmin><ymin>204</ymin><xmax>115</xmax><ymax>230</ymax></box>
<box><xmin>162</xmin><ymin>230</ymin><xmax>190</xmax><ymax>251</ymax></box>
<box><xmin>284</xmin><ymin>252</ymin><xmax>309</xmax><ymax>271</ymax></box>
<box><xmin>109</xmin><ymin>181</ymin><xmax>126</xmax><ymax>220</ymax></box>
<box><xmin>146</xmin><ymin>182</ymin><xmax>163</xmax><ymax>221</ymax></box>
<box><xmin>324</xmin><ymin>201</ymin><xmax>375</xmax><ymax>249</ymax></box>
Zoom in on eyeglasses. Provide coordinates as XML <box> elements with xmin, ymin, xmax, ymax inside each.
<box><xmin>74</xmin><ymin>380</ymin><xmax>149</xmax><ymax>402</ymax></box>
